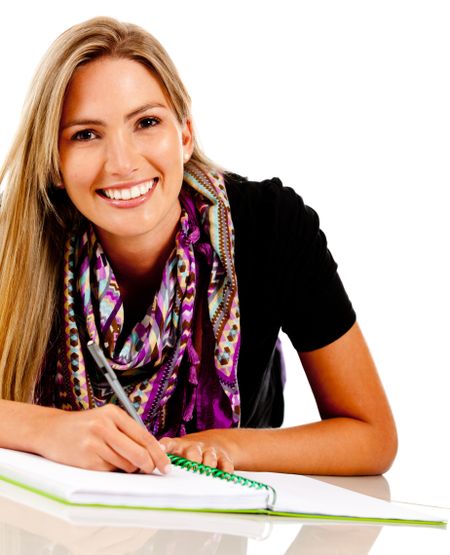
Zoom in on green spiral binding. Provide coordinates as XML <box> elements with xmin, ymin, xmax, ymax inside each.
<box><xmin>167</xmin><ymin>454</ymin><xmax>277</xmax><ymax>508</ymax></box>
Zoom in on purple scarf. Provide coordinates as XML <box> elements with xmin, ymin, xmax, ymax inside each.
<box><xmin>54</xmin><ymin>164</ymin><xmax>241</xmax><ymax>438</ymax></box>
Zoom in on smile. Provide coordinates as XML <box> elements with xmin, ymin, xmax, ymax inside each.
<box><xmin>100</xmin><ymin>178</ymin><xmax>158</xmax><ymax>200</ymax></box>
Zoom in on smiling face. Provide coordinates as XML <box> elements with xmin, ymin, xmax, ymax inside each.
<box><xmin>59</xmin><ymin>56</ymin><xmax>193</xmax><ymax>250</ymax></box>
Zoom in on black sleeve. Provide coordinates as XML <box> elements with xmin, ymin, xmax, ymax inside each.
<box><xmin>226</xmin><ymin>173</ymin><xmax>356</xmax><ymax>353</ymax></box>
<box><xmin>277</xmin><ymin>187</ymin><xmax>356</xmax><ymax>351</ymax></box>
<box><xmin>225</xmin><ymin>173</ymin><xmax>357</xmax><ymax>427</ymax></box>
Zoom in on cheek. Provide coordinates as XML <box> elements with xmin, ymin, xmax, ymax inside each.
<box><xmin>60</xmin><ymin>149</ymin><xmax>99</xmax><ymax>188</ymax></box>
<box><xmin>142</xmin><ymin>131</ymin><xmax>184</xmax><ymax>168</ymax></box>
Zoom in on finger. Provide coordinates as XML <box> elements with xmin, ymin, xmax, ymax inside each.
<box><xmin>96</xmin><ymin>411</ymin><xmax>167</xmax><ymax>474</ymax></box>
<box><xmin>101</xmin><ymin>422</ymin><xmax>157</xmax><ymax>473</ymax></box>
<box><xmin>159</xmin><ymin>437</ymin><xmax>177</xmax><ymax>453</ymax></box>
<box><xmin>94</xmin><ymin>442</ymin><xmax>140</xmax><ymax>473</ymax></box>
<box><xmin>111</xmin><ymin>409</ymin><xmax>171</xmax><ymax>473</ymax></box>
<box><xmin>202</xmin><ymin>448</ymin><xmax>218</xmax><ymax>468</ymax></box>
<box><xmin>76</xmin><ymin>434</ymin><xmax>137</xmax><ymax>473</ymax></box>
<box><xmin>159</xmin><ymin>438</ymin><xmax>185</xmax><ymax>459</ymax></box>
<box><xmin>184</xmin><ymin>444</ymin><xmax>203</xmax><ymax>463</ymax></box>
<box><xmin>217</xmin><ymin>453</ymin><xmax>234</xmax><ymax>474</ymax></box>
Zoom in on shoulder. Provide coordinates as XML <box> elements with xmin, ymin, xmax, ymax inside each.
<box><xmin>225</xmin><ymin>171</ymin><xmax>300</xmax><ymax>207</ymax></box>
<box><xmin>224</xmin><ymin>171</ymin><xmax>321</xmax><ymax>249</ymax></box>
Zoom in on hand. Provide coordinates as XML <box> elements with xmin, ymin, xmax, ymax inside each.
<box><xmin>36</xmin><ymin>404</ymin><xmax>171</xmax><ymax>474</ymax></box>
<box><xmin>160</xmin><ymin>433</ymin><xmax>235</xmax><ymax>473</ymax></box>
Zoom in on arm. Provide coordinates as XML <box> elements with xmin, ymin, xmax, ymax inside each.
<box><xmin>0</xmin><ymin>400</ymin><xmax>170</xmax><ymax>474</ymax></box>
<box><xmin>161</xmin><ymin>322</ymin><xmax>398</xmax><ymax>475</ymax></box>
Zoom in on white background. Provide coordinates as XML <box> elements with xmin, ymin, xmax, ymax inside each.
<box><xmin>1</xmin><ymin>0</ymin><xmax>448</xmax><ymax>516</ymax></box>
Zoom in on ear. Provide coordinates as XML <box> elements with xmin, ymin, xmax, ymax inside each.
<box><xmin>181</xmin><ymin>119</ymin><xmax>194</xmax><ymax>163</ymax></box>
<box><xmin>53</xmin><ymin>172</ymin><xmax>65</xmax><ymax>188</ymax></box>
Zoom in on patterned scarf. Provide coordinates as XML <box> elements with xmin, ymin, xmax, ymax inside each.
<box><xmin>55</xmin><ymin>163</ymin><xmax>241</xmax><ymax>437</ymax></box>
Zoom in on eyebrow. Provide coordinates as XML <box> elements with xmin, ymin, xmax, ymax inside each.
<box><xmin>61</xmin><ymin>102</ymin><xmax>167</xmax><ymax>130</ymax></box>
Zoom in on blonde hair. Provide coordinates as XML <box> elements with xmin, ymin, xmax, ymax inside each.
<box><xmin>0</xmin><ymin>16</ymin><xmax>217</xmax><ymax>402</ymax></box>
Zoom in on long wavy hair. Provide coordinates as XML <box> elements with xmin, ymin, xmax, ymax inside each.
<box><xmin>0</xmin><ymin>16</ymin><xmax>216</xmax><ymax>402</ymax></box>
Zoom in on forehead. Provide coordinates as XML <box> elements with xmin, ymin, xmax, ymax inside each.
<box><xmin>61</xmin><ymin>57</ymin><xmax>169</xmax><ymax>119</ymax></box>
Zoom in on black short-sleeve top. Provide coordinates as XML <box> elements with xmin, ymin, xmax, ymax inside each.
<box><xmin>225</xmin><ymin>172</ymin><xmax>356</xmax><ymax>428</ymax></box>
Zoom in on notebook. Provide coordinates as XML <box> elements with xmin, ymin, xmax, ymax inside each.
<box><xmin>0</xmin><ymin>478</ymin><xmax>272</xmax><ymax>539</ymax></box>
<box><xmin>0</xmin><ymin>448</ymin><xmax>446</xmax><ymax>526</ymax></box>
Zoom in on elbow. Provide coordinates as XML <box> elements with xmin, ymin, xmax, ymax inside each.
<box><xmin>365</xmin><ymin>418</ymin><xmax>398</xmax><ymax>475</ymax></box>
<box><xmin>375</xmin><ymin>427</ymin><xmax>398</xmax><ymax>475</ymax></box>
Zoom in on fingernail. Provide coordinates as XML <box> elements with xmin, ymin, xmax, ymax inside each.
<box><xmin>163</xmin><ymin>464</ymin><xmax>172</xmax><ymax>475</ymax></box>
<box><xmin>159</xmin><ymin>442</ymin><xmax>166</xmax><ymax>451</ymax></box>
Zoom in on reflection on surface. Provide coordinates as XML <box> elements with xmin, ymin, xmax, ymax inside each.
<box><xmin>0</xmin><ymin>524</ymin><xmax>248</xmax><ymax>555</ymax></box>
<box><xmin>285</xmin><ymin>524</ymin><xmax>381</xmax><ymax>555</ymax></box>
<box><xmin>0</xmin><ymin>473</ymin><xmax>445</xmax><ymax>555</ymax></box>
<box><xmin>280</xmin><ymin>475</ymin><xmax>390</xmax><ymax>554</ymax></box>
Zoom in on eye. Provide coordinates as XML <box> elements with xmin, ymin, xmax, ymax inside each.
<box><xmin>71</xmin><ymin>129</ymin><xmax>97</xmax><ymax>141</ymax></box>
<box><xmin>137</xmin><ymin>116</ymin><xmax>160</xmax><ymax>129</ymax></box>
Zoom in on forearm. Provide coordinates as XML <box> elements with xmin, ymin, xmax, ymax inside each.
<box><xmin>0</xmin><ymin>399</ymin><xmax>58</xmax><ymax>454</ymax></box>
<box><xmin>186</xmin><ymin>417</ymin><xmax>397</xmax><ymax>476</ymax></box>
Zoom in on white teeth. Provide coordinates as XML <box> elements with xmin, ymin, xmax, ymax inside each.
<box><xmin>102</xmin><ymin>179</ymin><xmax>156</xmax><ymax>200</ymax></box>
<box><xmin>130</xmin><ymin>185</ymin><xmax>141</xmax><ymax>199</ymax></box>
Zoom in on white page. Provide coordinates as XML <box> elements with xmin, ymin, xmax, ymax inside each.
<box><xmin>239</xmin><ymin>471</ymin><xmax>447</xmax><ymax>523</ymax></box>
<box><xmin>0</xmin><ymin>448</ymin><xmax>269</xmax><ymax>510</ymax></box>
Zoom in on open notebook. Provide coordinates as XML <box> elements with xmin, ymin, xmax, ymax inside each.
<box><xmin>0</xmin><ymin>448</ymin><xmax>446</xmax><ymax>526</ymax></box>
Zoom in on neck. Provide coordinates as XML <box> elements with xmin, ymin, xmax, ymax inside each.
<box><xmin>94</xmin><ymin>211</ymin><xmax>180</xmax><ymax>313</ymax></box>
<box><xmin>104</xmin><ymin>233</ymin><xmax>175</xmax><ymax>291</ymax></box>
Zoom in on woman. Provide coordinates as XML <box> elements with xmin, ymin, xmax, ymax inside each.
<box><xmin>0</xmin><ymin>17</ymin><xmax>397</xmax><ymax>476</ymax></box>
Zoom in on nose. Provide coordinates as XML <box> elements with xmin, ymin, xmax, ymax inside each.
<box><xmin>104</xmin><ymin>132</ymin><xmax>140</xmax><ymax>178</ymax></box>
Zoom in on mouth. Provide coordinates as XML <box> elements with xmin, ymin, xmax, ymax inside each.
<box><xmin>98</xmin><ymin>178</ymin><xmax>159</xmax><ymax>200</ymax></box>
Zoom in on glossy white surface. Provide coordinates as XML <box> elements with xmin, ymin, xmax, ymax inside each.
<box><xmin>0</xmin><ymin>473</ymin><xmax>448</xmax><ymax>554</ymax></box>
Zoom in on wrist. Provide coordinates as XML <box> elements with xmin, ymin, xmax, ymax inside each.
<box><xmin>18</xmin><ymin>403</ymin><xmax>62</xmax><ymax>457</ymax></box>
<box><xmin>0</xmin><ymin>400</ymin><xmax>60</xmax><ymax>455</ymax></box>
<box><xmin>30</xmin><ymin>405</ymin><xmax>67</xmax><ymax>459</ymax></box>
